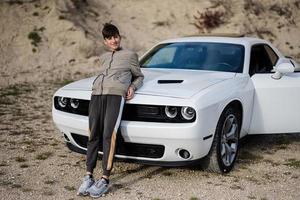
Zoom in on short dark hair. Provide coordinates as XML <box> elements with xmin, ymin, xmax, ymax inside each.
<box><xmin>102</xmin><ymin>23</ymin><xmax>120</xmax><ymax>39</ymax></box>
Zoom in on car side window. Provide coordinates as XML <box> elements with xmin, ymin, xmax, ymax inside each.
<box><xmin>249</xmin><ymin>44</ymin><xmax>275</xmax><ymax>76</ymax></box>
<box><xmin>263</xmin><ymin>45</ymin><xmax>278</xmax><ymax>66</ymax></box>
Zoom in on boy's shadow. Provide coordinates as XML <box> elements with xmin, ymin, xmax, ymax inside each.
<box><xmin>109</xmin><ymin>165</ymin><xmax>168</xmax><ymax>192</ymax></box>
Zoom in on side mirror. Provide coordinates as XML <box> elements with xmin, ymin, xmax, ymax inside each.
<box><xmin>271</xmin><ymin>62</ymin><xmax>294</xmax><ymax>80</ymax></box>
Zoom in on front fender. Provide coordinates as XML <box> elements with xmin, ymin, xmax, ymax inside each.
<box><xmin>193</xmin><ymin>74</ymin><xmax>253</xmax><ymax>138</ymax></box>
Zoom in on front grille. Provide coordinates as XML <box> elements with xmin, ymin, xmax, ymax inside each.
<box><xmin>123</xmin><ymin>104</ymin><xmax>181</xmax><ymax>122</ymax></box>
<box><xmin>71</xmin><ymin>133</ymin><xmax>165</xmax><ymax>159</ymax></box>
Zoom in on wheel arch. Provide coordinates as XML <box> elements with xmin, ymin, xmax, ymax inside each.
<box><xmin>201</xmin><ymin>99</ymin><xmax>244</xmax><ymax>173</ymax></box>
<box><xmin>203</xmin><ymin>99</ymin><xmax>244</xmax><ymax>153</ymax></box>
<box><xmin>225</xmin><ymin>100</ymin><xmax>243</xmax><ymax>123</ymax></box>
<box><xmin>219</xmin><ymin>99</ymin><xmax>243</xmax><ymax>130</ymax></box>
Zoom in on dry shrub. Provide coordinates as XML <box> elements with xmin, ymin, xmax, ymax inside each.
<box><xmin>270</xmin><ymin>4</ymin><xmax>292</xmax><ymax>18</ymax></box>
<box><xmin>35</xmin><ymin>152</ymin><xmax>53</xmax><ymax>160</ymax></box>
<box><xmin>153</xmin><ymin>21</ymin><xmax>170</xmax><ymax>27</ymax></box>
<box><xmin>193</xmin><ymin>9</ymin><xmax>226</xmax><ymax>33</ymax></box>
<box><xmin>295</xmin><ymin>0</ymin><xmax>300</xmax><ymax>8</ymax></box>
<box><xmin>269</xmin><ymin>3</ymin><xmax>295</xmax><ymax>25</ymax></box>
<box><xmin>244</xmin><ymin>0</ymin><xmax>264</xmax><ymax>15</ymax></box>
<box><xmin>210</xmin><ymin>0</ymin><xmax>234</xmax><ymax>16</ymax></box>
<box><xmin>4</xmin><ymin>0</ymin><xmax>37</xmax><ymax>5</ymax></box>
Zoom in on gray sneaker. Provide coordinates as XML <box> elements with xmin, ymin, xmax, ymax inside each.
<box><xmin>77</xmin><ymin>175</ymin><xmax>95</xmax><ymax>196</ymax></box>
<box><xmin>87</xmin><ymin>178</ymin><xmax>109</xmax><ymax>198</ymax></box>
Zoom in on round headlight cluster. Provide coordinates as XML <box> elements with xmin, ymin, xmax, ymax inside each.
<box><xmin>58</xmin><ymin>97</ymin><xmax>67</xmax><ymax>108</ymax></box>
<box><xmin>165</xmin><ymin>106</ymin><xmax>178</xmax><ymax>118</ymax></box>
<box><xmin>181</xmin><ymin>106</ymin><xmax>195</xmax><ymax>120</ymax></box>
<box><xmin>56</xmin><ymin>97</ymin><xmax>80</xmax><ymax>109</ymax></box>
<box><xmin>164</xmin><ymin>106</ymin><xmax>195</xmax><ymax>121</ymax></box>
<box><xmin>70</xmin><ymin>98</ymin><xmax>79</xmax><ymax>109</ymax></box>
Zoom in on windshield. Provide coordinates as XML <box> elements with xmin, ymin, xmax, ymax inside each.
<box><xmin>140</xmin><ymin>42</ymin><xmax>245</xmax><ymax>73</ymax></box>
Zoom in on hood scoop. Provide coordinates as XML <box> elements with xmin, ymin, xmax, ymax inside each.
<box><xmin>157</xmin><ymin>80</ymin><xmax>183</xmax><ymax>84</ymax></box>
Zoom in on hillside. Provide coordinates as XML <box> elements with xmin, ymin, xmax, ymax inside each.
<box><xmin>0</xmin><ymin>0</ymin><xmax>300</xmax><ymax>87</ymax></box>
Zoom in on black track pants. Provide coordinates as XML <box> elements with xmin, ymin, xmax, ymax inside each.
<box><xmin>86</xmin><ymin>95</ymin><xmax>124</xmax><ymax>176</ymax></box>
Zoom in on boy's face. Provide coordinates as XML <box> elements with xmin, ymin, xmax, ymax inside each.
<box><xmin>104</xmin><ymin>35</ymin><xmax>121</xmax><ymax>51</ymax></box>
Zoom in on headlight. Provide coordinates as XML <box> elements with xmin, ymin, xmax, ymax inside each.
<box><xmin>58</xmin><ymin>97</ymin><xmax>67</xmax><ymax>108</ymax></box>
<box><xmin>181</xmin><ymin>106</ymin><xmax>195</xmax><ymax>120</ymax></box>
<box><xmin>54</xmin><ymin>96</ymin><xmax>89</xmax><ymax>116</ymax></box>
<box><xmin>70</xmin><ymin>98</ymin><xmax>79</xmax><ymax>109</ymax></box>
<box><xmin>165</xmin><ymin>106</ymin><xmax>178</xmax><ymax>118</ymax></box>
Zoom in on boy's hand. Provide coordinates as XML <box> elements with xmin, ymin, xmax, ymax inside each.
<box><xmin>126</xmin><ymin>86</ymin><xmax>134</xmax><ymax>100</ymax></box>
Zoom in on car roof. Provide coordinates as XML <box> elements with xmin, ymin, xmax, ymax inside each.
<box><xmin>159</xmin><ymin>36</ymin><xmax>267</xmax><ymax>46</ymax></box>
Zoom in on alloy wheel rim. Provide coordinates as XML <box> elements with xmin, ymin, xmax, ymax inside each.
<box><xmin>220</xmin><ymin>114</ymin><xmax>239</xmax><ymax>167</ymax></box>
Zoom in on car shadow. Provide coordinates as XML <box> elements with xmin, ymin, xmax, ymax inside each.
<box><xmin>180</xmin><ymin>133</ymin><xmax>300</xmax><ymax>172</ymax></box>
<box><xmin>109</xmin><ymin>133</ymin><xmax>300</xmax><ymax>188</ymax></box>
<box><xmin>239</xmin><ymin>132</ymin><xmax>300</xmax><ymax>153</ymax></box>
<box><xmin>236</xmin><ymin>132</ymin><xmax>300</xmax><ymax>163</ymax></box>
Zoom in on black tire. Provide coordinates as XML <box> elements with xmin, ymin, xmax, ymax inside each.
<box><xmin>201</xmin><ymin>106</ymin><xmax>241</xmax><ymax>173</ymax></box>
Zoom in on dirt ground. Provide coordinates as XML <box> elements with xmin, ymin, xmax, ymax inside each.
<box><xmin>1</xmin><ymin>0</ymin><xmax>300</xmax><ymax>200</ymax></box>
<box><xmin>0</xmin><ymin>82</ymin><xmax>299</xmax><ymax>200</ymax></box>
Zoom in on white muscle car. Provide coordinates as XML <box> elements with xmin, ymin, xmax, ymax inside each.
<box><xmin>52</xmin><ymin>36</ymin><xmax>300</xmax><ymax>173</ymax></box>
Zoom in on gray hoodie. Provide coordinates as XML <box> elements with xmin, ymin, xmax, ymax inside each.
<box><xmin>92</xmin><ymin>48</ymin><xmax>144</xmax><ymax>97</ymax></box>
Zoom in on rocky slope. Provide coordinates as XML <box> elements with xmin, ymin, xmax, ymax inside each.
<box><xmin>0</xmin><ymin>0</ymin><xmax>300</xmax><ymax>87</ymax></box>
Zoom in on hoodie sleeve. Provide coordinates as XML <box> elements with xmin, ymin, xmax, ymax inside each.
<box><xmin>129</xmin><ymin>52</ymin><xmax>144</xmax><ymax>91</ymax></box>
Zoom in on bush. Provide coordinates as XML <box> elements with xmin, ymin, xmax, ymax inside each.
<box><xmin>28</xmin><ymin>31</ymin><xmax>41</xmax><ymax>47</ymax></box>
<box><xmin>244</xmin><ymin>0</ymin><xmax>264</xmax><ymax>15</ymax></box>
<box><xmin>193</xmin><ymin>9</ymin><xmax>225</xmax><ymax>32</ymax></box>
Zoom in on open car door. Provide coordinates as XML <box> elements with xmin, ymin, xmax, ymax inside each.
<box><xmin>248</xmin><ymin>44</ymin><xmax>300</xmax><ymax>134</ymax></box>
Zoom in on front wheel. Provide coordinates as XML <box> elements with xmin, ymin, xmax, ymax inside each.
<box><xmin>202</xmin><ymin>106</ymin><xmax>241</xmax><ymax>173</ymax></box>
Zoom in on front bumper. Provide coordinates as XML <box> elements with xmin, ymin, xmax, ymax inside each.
<box><xmin>52</xmin><ymin>108</ymin><xmax>215</xmax><ymax>164</ymax></box>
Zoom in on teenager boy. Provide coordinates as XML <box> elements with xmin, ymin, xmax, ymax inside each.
<box><xmin>77</xmin><ymin>23</ymin><xmax>144</xmax><ymax>198</ymax></box>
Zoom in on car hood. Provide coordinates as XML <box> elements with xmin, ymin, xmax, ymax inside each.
<box><xmin>62</xmin><ymin>69</ymin><xmax>235</xmax><ymax>98</ymax></box>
